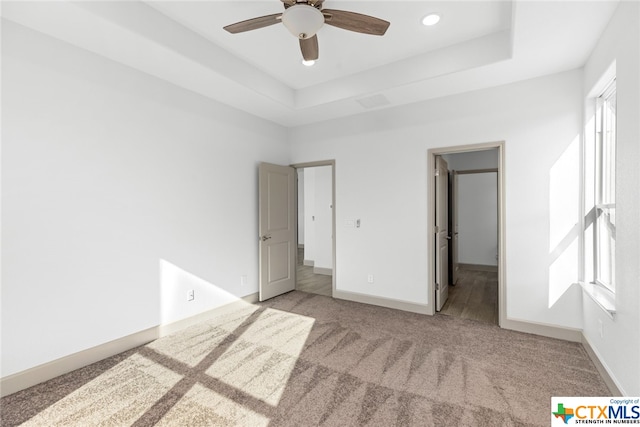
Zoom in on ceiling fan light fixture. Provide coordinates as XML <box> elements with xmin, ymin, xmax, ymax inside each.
<box><xmin>422</xmin><ymin>14</ymin><xmax>441</xmax><ymax>26</ymax></box>
<box><xmin>302</xmin><ymin>59</ymin><xmax>316</xmax><ymax>66</ymax></box>
<box><xmin>281</xmin><ymin>4</ymin><xmax>325</xmax><ymax>39</ymax></box>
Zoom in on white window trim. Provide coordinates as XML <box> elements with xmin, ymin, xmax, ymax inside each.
<box><xmin>580</xmin><ymin>281</ymin><xmax>616</xmax><ymax>319</ymax></box>
<box><xmin>581</xmin><ymin>74</ymin><xmax>616</xmax><ymax>317</ymax></box>
<box><xmin>594</xmin><ymin>80</ymin><xmax>616</xmax><ymax>292</ymax></box>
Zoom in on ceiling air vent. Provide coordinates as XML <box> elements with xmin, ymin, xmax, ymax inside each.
<box><xmin>356</xmin><ymin>94</ymin><xmax>391</xmax><ymax>109</ymax></box>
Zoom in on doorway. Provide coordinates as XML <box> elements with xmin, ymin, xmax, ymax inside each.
<box><xmin>293</xmin><ymin>161</ymin><xmax>336</xmax><ymax>297</ymax></box>
<box><xmin>428</xmin><ymin>143</ymin><xmax>504</xmax><ymax>326</ymax></box>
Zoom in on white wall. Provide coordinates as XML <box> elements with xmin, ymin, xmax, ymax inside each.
<box><xmin>457</xmin><ymin>172</ymin><xmax>498</xmax><ymax>266</ymax></box>
<box><xmin>303</xmin><ymin>168</ymin><xmax>316</xmax><ymax>263</ymax></box>
<box><xmin>443</xmin><ymin>150</ymin><xmax>499</xmax><ymax>267</ymax></box>
<box><xmin>290</xmin><ymin>69</ymin><xmax>585</xmax><ymax>329</ymax></box>
<box><xmin>312</xmin><ymin>166</ymin><xmax>333</xmax><ymax>271</ymax></box>
<box><xmin>581</xmin><ymin>1</ymin><xmax>640</xmax><ymax>395</ymax></box>
<box><xmin>1</xmin><ymin>21</ymin><xmax>289</xmax><ymax>377</ymax></box>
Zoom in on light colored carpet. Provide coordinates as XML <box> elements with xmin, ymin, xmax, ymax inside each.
<box><xmin>1</xmin><ymin>291</ymin><xmax>609</xmax><ymax>426</ymax></box>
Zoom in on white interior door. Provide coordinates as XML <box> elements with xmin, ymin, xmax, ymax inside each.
<box><xmin>435</xmin><ymin>156</ymin><xmax>450</xmax><ymax>311</ymax></box>
<box><xmin>259</xmin><ymin>162</ymin><xmax>296</xmax><ymax>301</ymax></box>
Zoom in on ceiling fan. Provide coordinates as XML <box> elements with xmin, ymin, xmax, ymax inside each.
<box><xmin>223</xmin><ymin>0</ymin><xmax>390</xmax><ymax>62</ymax></box>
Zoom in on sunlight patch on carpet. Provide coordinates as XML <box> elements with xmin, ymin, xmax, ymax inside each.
<box><xmin>155</xmin><ymin>383</ymin><xmax>270</xmax><ymax>426</ymax></box>
<box><xmin>20</xmin><ymin>353</ymin><xmax>183</xmax><ymax>426</ymax></box>
<box><xmin>205</xmin><ymin>308</ymin><xmax>315</xmax><ymax>406</ymax></box>
<box><xmin>147</xmin><ymin>304</ymin><xmax>260</xmax><ymax>367</ymax></box>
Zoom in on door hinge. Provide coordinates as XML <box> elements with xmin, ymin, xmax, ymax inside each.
<box><xmin>435</xmin><ymin>169</ymin><xmax>441</xmax><ymax>177</ymax></box>
<box><xmin>434</xmin><ymin>225</ymin><xmax>439</xmax><ymax>234</ymax></box>
<box><xmin>436</xmin><ymin>282</ymin><xmax>440</xmax><ymax>291</ymax></box>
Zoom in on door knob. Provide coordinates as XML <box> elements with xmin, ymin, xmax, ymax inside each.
<box><xmin>261</xmin><ymin>235</ymin><xmax>272</xmax><ymax>241</ymax></box>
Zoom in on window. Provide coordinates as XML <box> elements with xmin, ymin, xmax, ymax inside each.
<box><xmin>590</xmin><ymin>79</ymin><xmax>616</xmax><ymax>293</ymax></box>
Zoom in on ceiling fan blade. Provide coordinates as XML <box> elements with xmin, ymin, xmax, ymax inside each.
<box><xmin>300</xmin><ymin>35</ymin><xmax>319</xmax><ymax>61</ymax></box>
<box><xmin>223</xmin><ymin>13</ymin><xmax>282</xmax><ymax>34</ymax></box>
<box><xmin>280</xmin><ymin>0</ymin><xmax>296</xmax><ymax>6</ymax></box>
<box><xmin>323</xmin><ymin>9</ymin><xmax>390</xmax><ymax>36</ymax></box>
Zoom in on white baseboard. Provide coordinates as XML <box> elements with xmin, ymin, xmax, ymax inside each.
<box><xmin>313</xmin><ymin>267</ymin><xmax>333</xmax><ymax>276</ymax></box>
<box><xmin>0</xmin><ymin>327</ymin><xmax>157</xmax><ymax>398</ymax></box>
<box><xmin>501</xmin><ymin>317</ymin><xmax>582</xmax><ymax>342</ymax></box>
<box><xmin>336</xmin><ymin>293</ymin><xmax>620</xmax><ymax>396</ymax></box>
<box><xmin>334</xmin><ymin>291</ymin><xmax>582</xmax><ymax>342</ymax></box>
<box><xmin>3</xmin><ymin>291</ymin><xmax>620</xmax><ymax>401</ymax></box>
<box><xmin>333</xmin><ymin>289</ymin><xmax>430</xmax><ymax>315</ymax></box>
<box><xmin>332</xmin><ymin>288</ymin><xmax>623</xmax><ymax>396</ymax></box>
<box><xmin>0</xmin><ymin>292</ymin><xmax>260</xmax><ymax>398</ymax></box>
<box><xmin>158</xmin><ymin>293</ymin><xmax>259</xmax><ymax>337</ymax></box>
<box><xmin>581</xmin><ymin>333</ymin><xmax>624</xmax><ymax>395</ymax></box>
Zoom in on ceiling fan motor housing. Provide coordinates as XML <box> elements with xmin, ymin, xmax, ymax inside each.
<box><xmin>281</xmin><ymin>4</ymin><xmax>325</xmax><ymax>39</ymax></box>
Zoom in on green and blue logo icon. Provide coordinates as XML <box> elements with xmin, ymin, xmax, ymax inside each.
<box><xmin>553</xmin><ymin>403</ymin><xmax>574</xmax><ymax>424</ymax></box>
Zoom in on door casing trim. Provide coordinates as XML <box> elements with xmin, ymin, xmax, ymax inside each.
<box><xmin>427</xmin><ymin>142</ymin><xmax>505</xmax><ymax>326</ymax></box>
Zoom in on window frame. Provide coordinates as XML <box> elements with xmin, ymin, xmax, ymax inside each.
<box><xmin>592</xmin><ymin>79</ymin><xmax>616</xmax><ymax>293</ymax></box>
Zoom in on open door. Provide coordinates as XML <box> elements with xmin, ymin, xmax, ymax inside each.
<box><xmin>435</xmin><ymin>156</ymin><xmax>450</xmax><ymax>311</ymax></box>
<box><xmin>259</xmin><ymin>162</ymin><xmax>296</xmax><ymax>301</ymax></box>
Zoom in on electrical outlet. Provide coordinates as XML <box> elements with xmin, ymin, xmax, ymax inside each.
<box><xmin>367</xmin><ymin>274</ymin><xmax>374</xmax><ymax>283</ymax></box>
<box><xmin>240</xmin><ymin>275</ymin><xmax>248</xmax><ymax>287</ymax></box>
<box><xmin>187</xmin><ymin>289</ymin><xmax>194</xmax><ymax>301</ymax></box>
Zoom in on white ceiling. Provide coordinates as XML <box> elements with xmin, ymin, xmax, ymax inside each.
<box><xmin>2</xmin><ymin>1</ymin><xmax>619</xmax><ymax>127</ymax></box>
<box><xmin>150</xmin><ymin>1</ymin><xmax>512</xmax><ymax>89</ymax></box>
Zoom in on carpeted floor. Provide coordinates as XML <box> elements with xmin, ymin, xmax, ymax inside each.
<box><xmin>1</xmin><ymin>291</ymin><xmax>609</xmax><ymax>426</ymax></box>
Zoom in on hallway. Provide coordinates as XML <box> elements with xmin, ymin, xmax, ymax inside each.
<box><xmin>440</xmin><ymin>268</ymin><xmax>498</xmax><ymax>325</ymax></box>
<box><xmin>296</xmin><ymin>247</ymin><xmax>332</xmax><ymax>297</ymax></box>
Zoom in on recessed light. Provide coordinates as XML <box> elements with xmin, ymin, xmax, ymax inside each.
<box><xmin>302</xmin><ymin>59</ymin><xmax>315</xmax><ymax>67</ymax></box>
<box><xmin>422</xmin><ymin>14</ymin><xmax>440</xmax><ymax>26</ymax></box>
